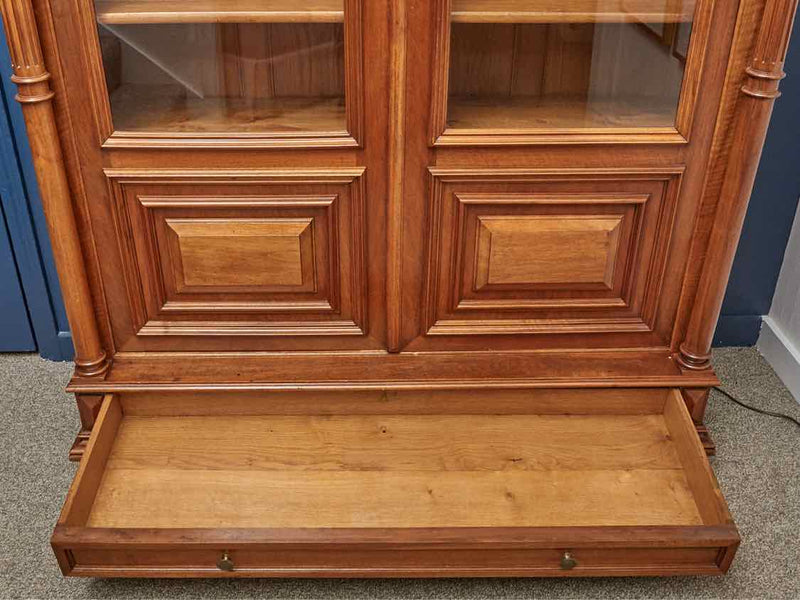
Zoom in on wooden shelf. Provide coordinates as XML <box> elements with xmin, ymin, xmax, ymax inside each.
<box><xmin>109</xmin><ymin>85</ymin><xmax>346</xmax><ymax>134</ymax></box>
<box><xmin>447</xmin><ymin>94</ymin><xmax>678</xmax><ymax>131</ymax></box>
<box><xmin>95</xmin><ymin>0</ymin><xmax>345</xmax><ymax>25</ymax></box>
<box><xmin>451</xmin><ymin>0</ymin><xmax>696</xmax><ymax>23</ymax></box>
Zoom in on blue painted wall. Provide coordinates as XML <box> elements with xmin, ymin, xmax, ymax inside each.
<box><xmin>0</xmin><ymin>28</ymin><xmax>73</xmax><ymax>360</ymax></box>
<box><xmin>0</xmin><ymin>199</ymin><xmax>35</xmax><ymax>351</ymax></box>
<box><xmin>714</xmin><ymin>10</ymin><xmax>800</xmax><ymax>347</ymax></box>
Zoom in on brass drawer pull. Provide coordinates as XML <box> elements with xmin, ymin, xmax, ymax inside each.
<box><xmin>217</xmin><ymin>551</ymin><xmax>235</xmax><ymax>572</ymax></box>
<box><xmin>560</xmin><ymin>551</ymin><xmax>577</xmax><ymax>570</ymax></box>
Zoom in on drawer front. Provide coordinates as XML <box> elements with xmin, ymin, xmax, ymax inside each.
<box><xmin>415</xmin><ymin>168</ymin><xmax>684</xmax><ymax>349</ymax></box>
<box><xmin>62</xmin><ymin>544</ymin><xmax>731</xmax><ymax>578</ymax></box>
<box><xmin>104</xmin><ymin>169</ymin><xmax>377</xmax><ymax>351</ymax></box>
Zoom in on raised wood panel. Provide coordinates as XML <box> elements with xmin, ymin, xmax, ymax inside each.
<box><xmin>105</xmin><ymin>169</ymin><xmax>368</xmax><ymax>342</ymax></box>
<box><xmin>475</xmin><ymin>216</ymin><xmax>623</xmax><ymax>289</ymax></box>
<box><xmin>422</xmin><ymin>169</ymin><xmax>682</xmax><ymax>340</ymax></box>
<box><xmin>167</xmin><ymin>219</ymin><xmax>314</xmax><ymax>289</ymax></box>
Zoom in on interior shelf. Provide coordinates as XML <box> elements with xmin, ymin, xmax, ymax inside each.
<box><xmin>451</xmin><ymin>0</ymin><xmax>696</xmax><ymax>23</ymax></box>
<box><xmin>109</xmin><ymin>85</ymin><xmax>346</xmax><ymax>134</ymax></box>
<box><xmin>95</xmin><ymin>0</ymin><xmax>345</xmax><ymax>25</ymax></box>
<box><xmin>447</xmin><ymin>94</ymin><xmax>678</xmax><ymax>131</ymax></box>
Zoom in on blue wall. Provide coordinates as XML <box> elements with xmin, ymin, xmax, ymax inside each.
<box><xmin>714</xmin><ymin>10</ymin><xmax>800</xmax><ymax>347</ymax></box>
<box><xmin>0</xmin><ymin>199</ymin><xmax>35</xmax><ymax>351</ymax></box>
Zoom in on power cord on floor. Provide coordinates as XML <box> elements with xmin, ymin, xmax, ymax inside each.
<box><xmin>713</xmin><ymin>386</ymin><xmax>800</xmax><ymax>430</ymax></box>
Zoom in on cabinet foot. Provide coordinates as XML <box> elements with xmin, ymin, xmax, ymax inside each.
<box><xmin>696</xmin><ymin>424</ymin><xmax>716</xmax><ymax>456</ymax></box>
<box><xmin>68</xmin><ymin>430</ymin><xmax>91</xmax><ymax>462</ymax></box>
<box><xmin>68</xmin><ymin>394</ymin><xmax>105</xmax><ymax>461</ymax></box>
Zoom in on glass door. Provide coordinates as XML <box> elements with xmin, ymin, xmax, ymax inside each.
<box><xmin>436</xmin><ymin>0</ymin><xmax>700</xmax><ymax>141</ymax></box>
<box><xmin>94</xmin><ymin>0</ymin><xmax>360</xmax><ymax>141</ymax></box>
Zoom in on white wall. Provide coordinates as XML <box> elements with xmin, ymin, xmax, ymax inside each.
<box><xmin>758</xmin><ymin>201</ymin><xmax>800</xmax><ymax>402</ymax></box>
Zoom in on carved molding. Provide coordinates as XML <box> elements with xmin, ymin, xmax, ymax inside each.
<box><xmin>105</xmin><ymin>169</ymin><xmax>368</xmax><ymax>341</ymax></box>
<box><xmin>423</xmin><ymin>168</ymin><xmax>683</xmax><ymax>338</ymax></box>
<box><xmin>742</xmin><ymin>0</ymin><xmax>797</xmax><ymax>98</ymax></box>
<box><xmin>675</xmin><ymin>348</ymin><xmax>713</xmax><ymax>372</ymax></box>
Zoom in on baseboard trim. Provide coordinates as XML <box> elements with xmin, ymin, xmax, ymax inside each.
<box><xmin>757</xmin><ymin>316</ymin><xmax>800</xmax><ymax>403</ymax></box>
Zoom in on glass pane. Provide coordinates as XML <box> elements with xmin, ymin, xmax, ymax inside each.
<box><xmin>446</xmin><ymin>0</ymin><xmax>696</xmax><ymax>131</ymax></box>
<box><xmin>95</xmin><ymin>1</ymin><xmax>346</xmax><ymax>134</ymax></box>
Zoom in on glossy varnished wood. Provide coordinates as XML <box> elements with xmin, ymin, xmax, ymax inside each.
<box><xmin>95</xmin><ymin>0</ymin><xmax>345</xmax><ymax>24</ymax></box>
<box><xmin>447</xmin><ymin>95</ymin><xmax>679</xmax><ymax>132</ymax></box>
<box><xmin>109</xmin><ymin>91</ymin><xmax>347</xmax><ymax>136</ymax></box>
<box><xmin>4</xmin><ymin>0</ymin><xmax>796</xmax><ymax>579</ymax></box>
<box><xmin>678</xmin><ymin>0</ymin><xmax>799</xmax><ymax>370</ymax></box>
<box><xmin>451</xmin><ymin>0</ymin><xmax>697</xmax><ymax>23</ymax></box>
<box><xmin>66</xmin><ymin>350</ymin><xmax>721</xmax><ymax>392</ymax></box>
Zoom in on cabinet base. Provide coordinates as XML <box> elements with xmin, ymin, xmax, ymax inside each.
<box><xmin>696</xmin><ymin>425</ymin><xmax>716</xmax><ymax>457</ymax></box>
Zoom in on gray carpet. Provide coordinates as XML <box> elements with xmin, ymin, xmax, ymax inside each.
<box><xmin>1</xmin><ymin>347</ymin><xmax>798</xmax><ymax>599</ymax></box>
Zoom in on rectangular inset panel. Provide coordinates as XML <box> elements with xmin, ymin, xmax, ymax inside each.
<box><xmin>106</xmin><ymin>169</ymin><xmax>367</xmax><ymax>343</ymax></box>
<box><xmin>167</xmin><ymin>219</ymin><xmax>313</xmax><ymax>289</ymax></box>
<box><xmin>475</xmin><ymin>216</ymin><xmax>622</xmax><ymax>288</ymax></box>
<box><xmin>423</xmin><ymin>169</ymin><xmax>683</xmax><ymax>339</ymax></box>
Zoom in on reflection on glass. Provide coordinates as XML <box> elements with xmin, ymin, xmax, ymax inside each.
<box><xmin>446</xmin><ymin>1</ymin><xmax>696</xmax><ymax>131</ymax></box>
<box><xmin>96</xmin><ymin>2</ymin><xmax>346</xmax><ymax>134</ymax></box>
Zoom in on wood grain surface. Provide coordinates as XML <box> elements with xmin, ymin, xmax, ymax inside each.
<box><xmin>95</xmin><ymin>0</ymin><xmax>345</xmax><ymax>24</ymax></box>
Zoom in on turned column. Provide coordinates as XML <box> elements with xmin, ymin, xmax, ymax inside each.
<box><xmin>679</xmin><ymin>0</ymin><xmax>799</xmax><ymax>370</ymax></box>
<box><xmin>1</xmin><ymin>0</ymin><xmax>109</xmax><ymax>377</ymax></box>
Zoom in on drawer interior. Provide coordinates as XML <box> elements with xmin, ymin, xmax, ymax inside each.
<box><xmin>53</xmin><ymin>388</ymin><xmax>738</xmax><ymax>576</ymax></box>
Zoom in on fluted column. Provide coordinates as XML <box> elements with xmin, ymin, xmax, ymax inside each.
<box><xmin>1</xmin><ymin>0</ymin><xmax>109</xmax><ymax>377</ymax></box>
<box><xmin>679</xmin><ymin>0</ymin><xmax>799</xmax><ymax>370</ymax></box>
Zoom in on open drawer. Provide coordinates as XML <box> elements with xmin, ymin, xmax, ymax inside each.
<box><xmin>52</xmin><ymin>388</ymin><xmax>738</xmax><ymax>577</ymax></box>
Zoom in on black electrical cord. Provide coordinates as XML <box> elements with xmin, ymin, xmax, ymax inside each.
<box><xmin>713</xmin><ymin>386</ymin><xmax>800</xmax><ymax>430</ymax></box>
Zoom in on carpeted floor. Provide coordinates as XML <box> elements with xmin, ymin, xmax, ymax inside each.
<box><xmin>0</xmin><ymin>347</ymin><xmax>798</xmax><ymax>599</ymax></box>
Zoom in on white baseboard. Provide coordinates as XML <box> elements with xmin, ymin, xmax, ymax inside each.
<box><xmin>757</xmin><ymin>316</ymin><xmax>800</xmax><ymax>403</ymax></box>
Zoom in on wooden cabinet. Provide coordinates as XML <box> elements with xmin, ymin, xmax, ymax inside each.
<box><xmin>1</xmin><ymin>0</ymin><xmax>796</xmax><ymax>578</ymax></box>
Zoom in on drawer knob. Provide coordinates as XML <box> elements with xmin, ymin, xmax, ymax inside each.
<box><xmin>560</xmin><ymin>551</ymin><xmax>578</xmax><ymax>570</ymax></box>
<box><xmin>217</xmin><ymin>551</ymin><xmax>235</xmax><ymax>572</ymax></box>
